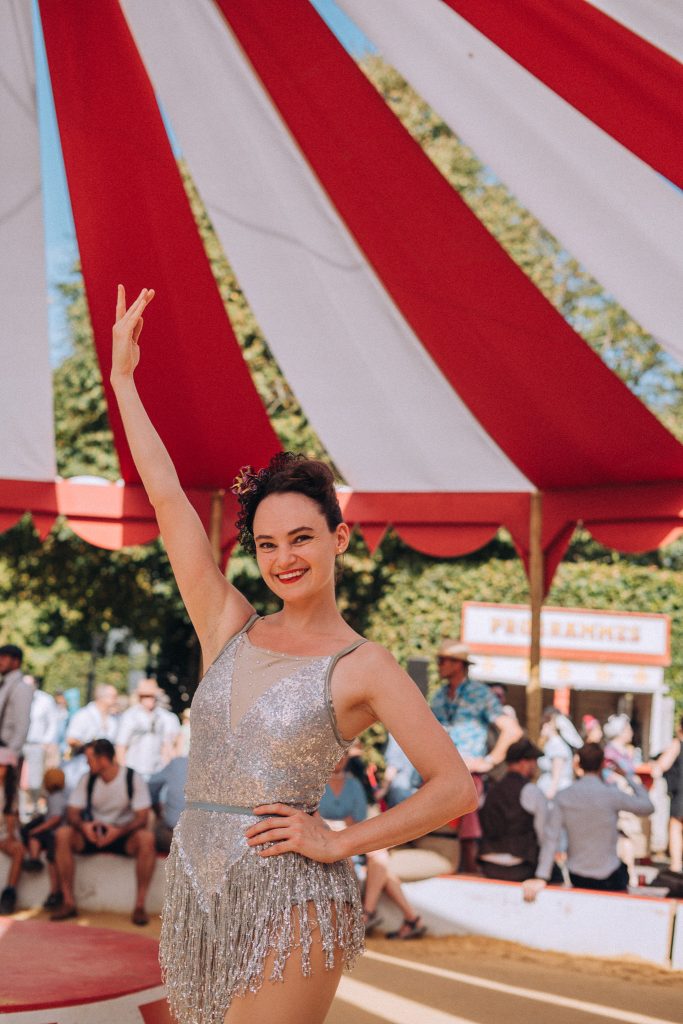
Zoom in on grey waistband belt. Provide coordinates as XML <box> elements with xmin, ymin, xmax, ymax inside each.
<box><xmin>187</xmin><ymin>800</ymin><xmax>257</xmax><ymax>815</ymax></box>
<box><xmin>187</xmin><ymin>800</ymin><xmax>315</xmax><ymax>816</ymax></box>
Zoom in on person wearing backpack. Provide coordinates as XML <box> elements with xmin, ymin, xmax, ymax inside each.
<box><xmin>51</xmin><ymin>737</ymin><xmax>155</xmax><ymax>925</ymax></box>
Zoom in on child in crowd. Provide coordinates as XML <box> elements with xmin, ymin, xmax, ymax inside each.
<box><xmin>20</xmin><ymin>767</ymin><xmax>68</xmax><ymax>908</ymax></box>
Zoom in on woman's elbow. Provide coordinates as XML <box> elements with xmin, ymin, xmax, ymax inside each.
<box><xmin>451</xmin><ymin>770</ymin><xmax>479</xmax><ymax>818</ymax></box>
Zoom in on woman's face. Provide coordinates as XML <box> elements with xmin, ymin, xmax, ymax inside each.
<box><xmin>252</xmin><ymin>492</ymin><xmax>349</xmax><ymax>602</ymax></box>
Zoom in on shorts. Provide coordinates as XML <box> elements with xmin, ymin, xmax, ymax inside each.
<box><xmin>20</xmin><ymin>816</ymin><xmax>58</xmax><ymax>862</ymax></box>
<box><xmin>80</xmin><ymin>834</ymin><xmax>132</xmax><ymax>857</ymax></box>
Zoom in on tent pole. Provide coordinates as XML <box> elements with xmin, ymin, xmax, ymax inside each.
<box><xmin>198</xmin><ymin>489</ymin><xmax>225</xmax><ymax>682</ymax></box>
<box><xmin>527</xmin><ymin>491</ymin><xmax>544</xmax><ymax>741</ymax></box>
<box><xmin>209</xmin><ymin>489</ymin><xmax>225</xmax><ymax>565</ymax></box>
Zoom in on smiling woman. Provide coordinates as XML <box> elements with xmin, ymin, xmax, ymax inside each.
<box><xmin>109</xmin><ymin>286</ymin><xmax>477</xmax><ymax>1024</ymax></box>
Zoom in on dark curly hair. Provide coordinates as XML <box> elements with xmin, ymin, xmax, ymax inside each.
<box><xmin>231</xmin><ymin>452</ymin><xmax>343</xmax><ymax>554</ymax></box>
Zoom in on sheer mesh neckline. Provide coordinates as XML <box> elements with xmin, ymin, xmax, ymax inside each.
<box><xmin>230</xmin><ymin>634</ymin><xmax>321</xmax><ymax>734</ymax></box>
<box><xmin>243</xmin><ymin>631</ymin><xmax>322</xmax><ymax>661</ymax></box>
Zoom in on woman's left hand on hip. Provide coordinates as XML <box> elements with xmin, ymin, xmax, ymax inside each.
<box><xmin>245</xmin><ymin>804</ymin><xmax>342</xmax><ymax>863</ymax></box>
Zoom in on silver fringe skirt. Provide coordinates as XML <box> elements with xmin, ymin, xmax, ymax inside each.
<box><xmin>160</xmin><ymin>840</ymin><xmax>364</xmax><ymax>1024</ymax></box>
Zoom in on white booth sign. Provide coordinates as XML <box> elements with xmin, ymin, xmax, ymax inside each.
<box><xmin>461</xmin><ymin>603</ymin><xmax>672</xmax><ymax>757</ymax></box>
<box><xmin>468</xmin><ymin>654</ymin><xmax>664</xmax><ymax>693</ymax></box>
<box><xmin>462</xmin><ymin>603</ymin><xmax>670</xmax><ymax>665</ymax></box>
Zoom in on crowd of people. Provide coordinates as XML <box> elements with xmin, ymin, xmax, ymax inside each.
<box><xmin>0</xmin><ymin>643</ymin><xmax>189</xmax><ymax>922</ymax></box>
<box><xmin>1</xmin><ymin>634</ymin><xmax>682</xmax><ymax>929</ymax></box>
<box><xmin>380</xmin><ymin>639</ymin><xmax>683</xmax><ymax>903</ymax></box>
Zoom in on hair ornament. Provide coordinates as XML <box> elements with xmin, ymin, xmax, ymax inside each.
<box><xmin>231</xmin><ymin>465</ymin><xmax>261</xmax><ymax>498</ymax></box>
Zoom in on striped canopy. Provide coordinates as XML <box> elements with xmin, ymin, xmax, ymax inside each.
<box><xmin>2</xmin><ymin>0</ymin><xmax>682</xmax><ymax>588</ymax></box>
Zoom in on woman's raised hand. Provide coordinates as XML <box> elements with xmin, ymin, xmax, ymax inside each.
<box><xmin>111</xmin><ymin>284</ymin><xmax>155</xmax><ymax>382</ymax></box>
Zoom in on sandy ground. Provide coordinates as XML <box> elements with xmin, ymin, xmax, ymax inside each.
<box><xmin>13</xmin><ymin>907</ymin><xmax>683</xmax><ymax>1023</ymax></box>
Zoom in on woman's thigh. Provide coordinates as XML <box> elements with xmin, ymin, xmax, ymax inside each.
<box><xmin>224</xmin><ymin>903</ymin><xmax>344</xmax><ymax>1024</ymax></box>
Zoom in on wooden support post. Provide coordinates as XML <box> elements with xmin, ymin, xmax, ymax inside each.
<box><xmin>527</xmin><ymin>491</ymin><xmax>544</xmax><ymax>741</ymax></box>
<box><xmin>209</xmin><ymin>489</ymin><xmax>225</xmax><ymax>566</ymax></box>
<box><xmin>199</xmin><ymin>489</ymin><xmax>226</xmax><ymax>681</ymax></box>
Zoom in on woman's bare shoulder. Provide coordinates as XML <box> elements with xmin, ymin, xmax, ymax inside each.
<box><xmin>340</xmin><ymin>640</ymin><xmax>402</xmax><ymax>681</ymax></box>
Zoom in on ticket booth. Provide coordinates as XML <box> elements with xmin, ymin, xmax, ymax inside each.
<box><xmin>461</xmin><ymin>603</ymin><xmax>673</xmax><ymax>757</ymax></box>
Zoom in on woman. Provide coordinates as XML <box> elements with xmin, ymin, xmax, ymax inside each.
<box><xmin>111</xmin><ymin>287</ymin><xmax>476</xmax><ymax>1024</ymax></box>
<box><xmin>319</xmin><ymin>752</ymin><xmax>426</xmax><ymax>939</ymax></box>
<box><xmin>537</xmin><ymin>708</ymin><xmax>581</xmax><ymax>801</ymax></box>
<box><xmin>603</xmin><ymin>714</ymin><xmax>638</xmax><ymax>777</ymax></box>
<box><xmin>651</xmin><ymin>716</ymin><xmax>683</xmax><ymax>873</ymax></box>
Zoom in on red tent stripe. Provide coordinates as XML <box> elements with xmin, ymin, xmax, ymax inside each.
<box><xmin>38</xmin><ymin>0</ymin><xmax>279</xmax><ymax>489</ymax></box>
<box><xmin>443</xmin><ymin>0</ymin><xmax>683</xmax><ymax>189</ymax></box>
<box><xmin>215</xmin><ymin>0</ymin><xmax>683</xmax><ymax>490</ymax></box>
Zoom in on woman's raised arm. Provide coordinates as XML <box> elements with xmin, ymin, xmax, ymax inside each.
<box><xmin>110</xmin><ymin>286</ymin><xmax>253</xmax><ymax>661</ymax></box>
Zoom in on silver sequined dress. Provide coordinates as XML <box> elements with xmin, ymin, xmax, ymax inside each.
<box><xmin>160</xmin><ymin>614</ymin><xmax>365</xmax><ymax>1023</ymax></box>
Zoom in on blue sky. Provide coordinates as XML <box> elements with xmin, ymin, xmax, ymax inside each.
<box><xmin>33</xmin><ymin>0</ymin><xmax>373</xmax><ymax>365</ymax></box>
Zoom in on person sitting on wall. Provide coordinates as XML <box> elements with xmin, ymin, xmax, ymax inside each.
<box><xmin>478</xmin><ymin>738</ymin><xmax>549</xmax><ymax>882</ymax></box>
<box><xmin>51</xmin><ymin>738</ymin><xmax>155</xmax><ymax>925</ymax></box>
<box><xmin>20</xmin><ymin>767</ymin><xmax>68</xmax><ymax>910</ymax></box>
<box><xmin>522</xmin><ymin>742</ymin><xmax>654</xmax><ymax>902</ymax></box>
<box><xmin>319</xmin><ymin>752</ymin><xmax>426</xmax><ymax>940</ymax></box>
<box><xmin>147</xmin><ymin>755</ymin><xmax>188</xmax><ymax>853</ymax></box>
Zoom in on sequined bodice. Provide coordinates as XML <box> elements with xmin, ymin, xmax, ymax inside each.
<box><xmin>174</xmin><ymin>618</ymin><xmax>360</xmax><ymax>900</ymax></box>
<box><xmin>186</xmin><ymin>628</ymin><xmax>349</xmax><ymax>810</ymax></box>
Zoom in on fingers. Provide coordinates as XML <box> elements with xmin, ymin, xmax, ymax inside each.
<box><xmin>246</xmin><ymin>827</ymin><xmax>289</xmax><ymax>846</ymax></box>
<box><xmin>132</xmin><ymin>317</ymin><xmax>144</xmax><ymax>344</ymax></box>
<box><xmin>257</xmin><ymin>842</ymin><xmax>294</xmax><ymax>858</ymax></box>
<box><xmin>245</xmin><ymin>816</ymin><xmax>290</xmax><ymax>839</ymax></box>
<box><xmin>116</xmin><ymin>287</ymin><xmax>156</xmax><ymax>326</ymax></box>
<box><xmin>252</xmin><ymin>803</ymin><xmax>295</xmax><ymax>817</ymax></box>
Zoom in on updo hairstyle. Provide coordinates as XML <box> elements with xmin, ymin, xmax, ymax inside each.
<box><xmin>232</xmin><ymin>452</ymin><xmax>343</xmax><ymax>555</ymax></box>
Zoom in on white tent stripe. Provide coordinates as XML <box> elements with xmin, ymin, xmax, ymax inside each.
<box><xmin>121</xmin><ymin>0</ymin><xmax>532</xmax><ymax>493</ymax></box>
<box><xmin>0</xmin><ymin>1</ymin><xmax>55</xmax><ymax>481</ymax></box>
<box><xmin>337</xmin><ymin>0</ymin><xmax>683</xmax><ymax>366</ymax></box>
<box><xmin>585</xmin><ymin>0</ymin><xmax>683</xmax><ymax>63</ymax></box>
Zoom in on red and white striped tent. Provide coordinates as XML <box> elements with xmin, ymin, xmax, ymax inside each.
<box><xmin>2</xmin><ymin>0</ymin><xmax>683</xmax><ymax>593</ymax></box>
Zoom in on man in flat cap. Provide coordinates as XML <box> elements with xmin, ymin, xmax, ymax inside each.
<box><xmin>479</xmin><ymin>738</ymin><xmax>548</xmax><ymax>882</ymax></box>
<box><xmin>430</xmin><ymin>639</ymin><xmax>522</xmax><ymax>872</ymax></box>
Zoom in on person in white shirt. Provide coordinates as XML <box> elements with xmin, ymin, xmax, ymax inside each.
<box><xmin>65</xmin><ymin>684</ymin><xmax>119</xmax><ymax>785</ymax></box>
<box><xmin>52</xmin><ymin>738</ymin><xmax>154</xmax><ymax>925</ymax></box>
<box><xmin>523</xmin><ymin>742</ymin><xmax>654</xmax><ymax>901</ymax></box>
<box><xmin>116</xmin><ymin>679</ymin><xmax>179</xmax><ymax>780</ymax></box>
<box><xmin>156</xmin><ymin>690</ymin><xmax>182</xmax><ymax>758</ymax></box>
<box><xmin>22</xmin><ymin>678</ymin><xmax>60</xmax><ymax>813</ymax></box>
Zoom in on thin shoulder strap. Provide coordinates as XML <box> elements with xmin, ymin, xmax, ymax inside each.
<box><xmin>324</xmin><ymin>639</ymin><xmax>367</xmax><ymax>747</ymax></box>
<box><xmin>207</xmin><ymin>612</ymin><xmax>260</xmax><ymax>674</ymax></box>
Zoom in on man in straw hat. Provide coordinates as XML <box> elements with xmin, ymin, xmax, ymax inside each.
<box><xmin>430</xmin><ymin>639</ymin><xmax>522</xmax><ymax>872</ymax></box>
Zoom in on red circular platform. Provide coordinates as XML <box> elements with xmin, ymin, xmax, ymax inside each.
<box><xmin>0</xmin><ymin>920</ymin><xmax>170</xmax><ymax>1021</ymax></box>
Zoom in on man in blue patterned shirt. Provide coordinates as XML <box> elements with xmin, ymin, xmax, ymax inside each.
<box><xmin>430</xmin><ymin>639</ymin><xmax>521</xmax><ymax>872</ymax></box>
